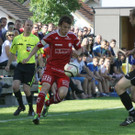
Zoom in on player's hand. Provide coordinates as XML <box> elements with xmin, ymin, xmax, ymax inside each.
<box><xmin>5</xmin><ymin>66</ymin><xmax>10</xmax><ymax>72</ymax></box>
<box><xmin>22</xmin><ymin>58</ymin><xmax>29</xmax><ymax>64</ymax></box>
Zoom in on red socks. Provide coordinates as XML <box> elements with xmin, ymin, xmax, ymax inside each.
<box><xmin>36</xmin><ymin>92</ymin><xmax>46</xmax><ymax>117</ymax></box>
<box><xmin>46</xmin><ymin>92</ymin><xmax>62</xmax><ymax>106</ymax></box>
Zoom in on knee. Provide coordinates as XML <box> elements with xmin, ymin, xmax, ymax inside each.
<box><xmin>12</xmin><ymin>84</ymin><xmax>20</xmax><ymax>91</ymax></box>
<box><xmin>58</xmin><ymin>89</ymin><xmax>68</xmax><ymax>99</ymax></box>
<box><xmin>115</xmin><ymin>83</ymin><xmax>125</xmax><ymax>95</ymax></box>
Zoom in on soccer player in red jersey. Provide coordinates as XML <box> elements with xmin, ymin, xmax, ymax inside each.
<box><xmin>22</xmin><ymin>16</ymin><xmax>84</xmax><ymax>124</ymax></box>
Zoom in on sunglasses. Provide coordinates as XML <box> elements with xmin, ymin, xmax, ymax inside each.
<box><xmin>8</xmin><ymin>34</ymin><xmax>14</xmax><ymax>36</ymax></box>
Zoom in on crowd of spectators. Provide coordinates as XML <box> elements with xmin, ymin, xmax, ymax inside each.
<box><xmin>0</xmin><ymin>16</ymin><xmax>131</xmax><ymax>100</ymax></box>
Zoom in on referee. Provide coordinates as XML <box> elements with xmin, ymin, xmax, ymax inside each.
<box><xmin>5</xmin><ymin>20</ymin><xmax>43</xmax><ymax>116</ymax></box>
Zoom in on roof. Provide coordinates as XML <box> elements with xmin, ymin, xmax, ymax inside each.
<box><xmin>78</xmin><ymin>0</ymin><xmax>95</xmax><ymax>21</ymax></box>
<box><xmin>0</xmin><ymin>0</ymin><xmax>32</xmax><ymax>20</ymax></box>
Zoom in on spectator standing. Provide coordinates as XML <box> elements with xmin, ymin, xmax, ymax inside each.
<box><xmin>38</xmin><ymin>24</ymin><xmax>48</xmax><ymax>40</ymax></box>
<box><xmin>2</xmin><ymin>22</ymin><xmax>15</xmax><ymax>42</ymax></box>
<box><xmin>14</xmin><ymin>20</ymin><xmax>22</xmax><ymax>34</ymax></box>
<box><xmin>0</xmin><ymin>19</ymin><xmax>3</xmax><ymax>48</ymax></box>
<box><xmin>0</xmin><ymin>31</ymin><xmax>16</xmax><ymax>68</ymax></box>
<box><xmin>1</xmin><ymin>17</ymin><xmax>7</xmax><ymax>33</ymax></box>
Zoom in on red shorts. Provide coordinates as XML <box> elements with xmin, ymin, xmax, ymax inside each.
<box><xmin>41</xmin><ymin>66</ymin><xmax>70</xmax><ymax>89</ymax></box>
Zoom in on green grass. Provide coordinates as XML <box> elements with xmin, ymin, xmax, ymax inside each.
<box><xmin>0</xmin><ymin>97</ymin><xmax>135</xmax><ymax>135</ymax></box>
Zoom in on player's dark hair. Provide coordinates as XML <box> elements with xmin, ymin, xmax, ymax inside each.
<box><xmin>8</xmin><ymin>22</ymin><xmax>14</xmax><ymax>27</ymax></box>
<box><xmin>58</xmin><ymin>16</ymin><xmax>72</xmax><ymax>26</ymax></box>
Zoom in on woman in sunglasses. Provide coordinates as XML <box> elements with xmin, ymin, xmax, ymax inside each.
<box><xmin>0</xmin><ymin>31</ymin><xmax>17</xmax><ymax>69</ymax></box>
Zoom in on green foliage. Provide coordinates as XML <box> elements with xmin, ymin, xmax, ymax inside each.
<box><xmin>30</xmin><ymin>0</ymin><xmax>81</xmax><ymax>25</ymax></box>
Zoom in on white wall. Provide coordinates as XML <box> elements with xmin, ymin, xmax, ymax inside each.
<box><xmin>95</xmin><ymin>9</ymin><xmax>120</xmax><ymax>47</ymax></box>
<box><xmin>94</xmin><ymin>8</ymin><xmax>132</xmax><ymax>53</ymax></box>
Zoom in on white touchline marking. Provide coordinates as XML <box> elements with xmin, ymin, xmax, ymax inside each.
<box><xmin>0</xmin><ymin>106</ymin><xmax>123</xmax><ymax>123</ymax></box>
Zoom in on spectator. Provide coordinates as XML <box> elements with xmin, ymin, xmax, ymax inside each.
<box><xmin>0</xmin><ymin>31</ymin><xmax>17</xmax><ymax>69</ymax></box>
<box><xmin>109</xmin><ymin>39</ymin><xmax>116</xmax><ymax>58</ymax></box>
<box><xmin>31</xmin><ymin>23</ymin><xmax>39</xmax><ymax>37</ymax></box>
<box><xmin>83</xmin><ymin>26</ymin><xmax>88</xmax><ymax>38</ymax></box>
<box><xmin>110</xmin><ymin>51</ymin><xmax>125</xmax><ymax>82</ymax></box>
<box><xmin>93</xmin><ymin>39</ymin><xmax>108</xmax><ymax>57</ymax></box>
<box><xmin>70</xmin><ymin>26</ymin><xmax>74</xmax><ymax>32</ymax></box>
<box><xmin>74</xmin><ymin>26</ymin><xmax>79</xmax><ymax>36</ymax></box>
<box><xmin>0</xmin><ymin>19</ymin><xmax>3</xmax><ymax>49</ymax></box>
<box><xmin>72</xmin><ymin>53</ymin><xmax>93</xmax><ymax>98</ymax></box>
<box><xmin>93</xmin><ymin>34</ymin><xmax>102</xmax><ymax>47</ymax></box>
<box><xmin>99</xmin><ymin>57</ymin><xmax>113</xmax><ymax>94</ymax></box>
<box><xmin>87</xmin><ymin>27</ymin><xmax>91</xmax><ymax>35</ymax></box>
<box><xmin>1</xmin><ymin>17</ymin><xmax>7</xmax><ymax>33</ymax></box>
<box><xmin>81</xmin><ymin>36</ymin><xmax>94</xmax><ymax>56</ymax></box>
<box><xmin>37</xmin><ymin>22</ymin><xmax>42</xmax><ymax>31</ymax></box>
<box><xmin>38</xmin><ymin>24</ymin><xmax>48</xmax><ymax>40</ymax></box>
<box><xmin>14</xmin><ymin>19</ymin><xmax>22</xmax><ymax>34</ymax></box>
<box><xmin>87</xmin><ymin>57</ymin><xmax>106</xmax><ymax>96</ymax></box>
<box><xmin>46</xmin><ymin>23</ymin><xmax>54</xmax><ymax>34</ymax></box>
<box><xmin>2</xmin><ymin>22</ymin><xmax>16</xmax><ymax>42</ymax></box>
<box><xmin>77</xmin><ymin>29</ymin><xmax>83</xmax><ymax>43</ymax></box>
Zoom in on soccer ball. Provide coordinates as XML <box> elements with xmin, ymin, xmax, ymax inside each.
<box><xmin>64</xmin><ymin>63</ymin><xmax>79</xmax><ymax>77</ymax></box>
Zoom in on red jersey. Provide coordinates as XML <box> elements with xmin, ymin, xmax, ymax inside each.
<box><xmin>37</xmin><ymin>29</ymin><xmax>81</xmax><ymax>70</ymax></box>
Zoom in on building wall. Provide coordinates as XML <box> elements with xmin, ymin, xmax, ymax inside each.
<box><xmin>94</xmin><ymin>8</ymin><xmax>133</xmax><ymax>52</ymax></box>
<box><xmin>72</xmin><ymin>11</ymin><xmax>94</xmax><ymax>33</ymax></box>
<box><xmin>0</xmin><ymin>8</ymin><xmax>17</xmax><ymax>24</ymax></box>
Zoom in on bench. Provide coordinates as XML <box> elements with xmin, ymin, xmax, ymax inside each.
<box><xmin>0</xmin><ymin>69</ymin><xmax>39</xmax><ymax>106</ymax></box>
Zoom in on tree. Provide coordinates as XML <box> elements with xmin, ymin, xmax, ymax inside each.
<box><xmin>30</xmin><ymin>0</ymin><xmax>81</xmax><ymax>25</ymax></box>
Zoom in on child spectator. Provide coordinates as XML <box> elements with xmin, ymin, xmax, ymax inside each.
<box><xmin>87</xmin><ymin>57</ymin><xmax>107</xmax><ymax>96</ymax></box>
<box><xmin>72</xmin><ymin>53</ymin><xmax>93</xmax><ymax>98</ymax></box>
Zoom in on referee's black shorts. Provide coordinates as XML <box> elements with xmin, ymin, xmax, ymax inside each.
<box><xmin>125</xmin><ymin>69</ymin><xmax>135</xmax><ymax>86</ymax></box>
<box><xmin>13</xmin><ymin>63</ymin><xmax>35</xmax><ymax>86</ymax></box>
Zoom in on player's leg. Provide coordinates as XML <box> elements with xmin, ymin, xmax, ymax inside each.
<box><xmin>33</xmin><ymin>82</ymin><xmax>51</xmax><ymax>124</ymax></box>
<box><xmin>43</xmin><ymin>78</ymin><xmax>69</xmax><ymax>117</ymax></box>
<box><xmin>115</xmin><ymin>75</ymin><xmax>135</xmax><ymax>126</ymax></box>
<box><xmin>42</xmin><ymin>82</ymin><xmax>57</xmax><ymax>117</ymax></box>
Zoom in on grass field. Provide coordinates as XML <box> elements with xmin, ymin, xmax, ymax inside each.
<box><xmin>0</xmin><ymin>97</ymin><xmax>135</xmax><ymax>135</ymax></box>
